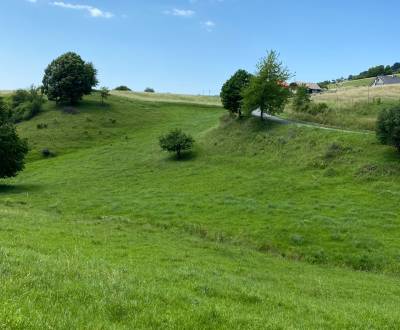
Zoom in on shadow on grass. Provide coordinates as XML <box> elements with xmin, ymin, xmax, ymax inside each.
<box><xmin>0</xmin><ymin>184</ymin><xmax>40</xmax><ymax>195</ymax></box>
<box><xmin>165</xmin><ymin>151</ymin><xmax>198</xmax><ymax>162</ymax></box>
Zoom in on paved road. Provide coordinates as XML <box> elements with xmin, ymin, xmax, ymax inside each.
<box><xmin>251</xmin><ymin>109</ymin><xmax>373</xmax><ymax>135</ymax></box>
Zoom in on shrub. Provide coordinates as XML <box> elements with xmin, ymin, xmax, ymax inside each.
<box><xmin>220</xmin><ymin>69</ymin><xmax>252</xmax><ymax>117</ymax></box>
<box><xmin>36</xmin><ymin>123</ymin><xmax>48</xmax><ymax>129</ymax></box>
<box><xmin>114</xmin><ymin>86</ymin><xmax>131</xmax><ymax>91</ymax></box>
<box><xmin>0</xmin><ymin>97</ymin><xmax>11</xmax><ymax>124</ymax></box>
<box><xmin>376</xmin><ymin>105</ymin><xmax>400</xmax><ymax>152</ymax></box>
<box><xmin>0</xmin><ymin>123</ymin><xmax>29</xmax><ymax>178</ymax></box>
<box><xmin>292</xmin><ymin>85</ymin><xmax>311</xmax><ymax>112</ymax></box>
<box><xmin>100</xmin><ymin>87</ymin><xmax>110</xmax><ymax>105</ymax></box>
<box><xmin>10</xmin><ymin>86</ymin><xmax>45</xmax><ymax>122</ymax></box>
<box><xmin>159</xmin><ymin>129</ymin><xmax>194</xmax><ymax>159</ymax></box>
<box><xmin>307</xmin><ymin>102</ymin><xmax>330</xmax><ymax>115</ymax></box>
<box><xmin>144</xmin><ymin>88</ymin><xmax>155</xmax><ymax>93</ymax></box>
<box><xmin>42</xmin><ymin>52</ymin><xmax>98</xmax><ymax>105</ymax></box>
<box><xmin>41</xmin><ymin>149</ymin><xmax>55</xmax><ymax>158</ymax></box>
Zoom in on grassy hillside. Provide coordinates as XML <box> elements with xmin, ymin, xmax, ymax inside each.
<box><xmin>327</xmin><ymin>74</ymin><xmax>400</xmax><ymax>89</ymax></box>
<box><xmin>1</xmin><ymin>93</ymin><xmax>400</xmax><ymax>327</ymax></box>
<box><xmin>285</xmin><ymin>84</ymin><xmax>400</xmax><ymax>131</ymax></box>
<box><xmin>112</xmin><ymin>90</ymin><xmax>221</xmax><ymax>106</ymax></box>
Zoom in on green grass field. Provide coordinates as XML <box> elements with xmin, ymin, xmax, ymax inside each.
<box><xmin>1</xmin><ymin>93</ymin><xmax>400</xmax><ymax>328</ymax></box>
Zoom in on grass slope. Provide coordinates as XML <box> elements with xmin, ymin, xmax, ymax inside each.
<box><xmin>111</xmin><ymin>90</ymin><xmax>221</xmax><ymax>106</ymax></box>
<box><xmin>1</xmin><ymin>93</ymin><xmax>400</xmax><ymax>327</ymax></box>
<box><xmin>285</xmin><ymin>84</ymin><xmax>400</xmax><ymax>131</ymax></box>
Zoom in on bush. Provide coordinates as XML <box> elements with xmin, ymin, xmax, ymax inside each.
<box><xmin>41</xmin><ymin>149</ymin><xmax>55</xmax><ymax>158</ymax></box>
<box><xmin>100</xmin><ymin>87</ymin><xmax>110</xmax><ymax>105</ymax></box>
<box><xmin>159</xmin><ymin>129</ymin><xmax>194</xmax><ymax>159</ymax></box>
<box><xmin>292</xmin><ymin>85</ymin><xmax>311</xmax><ymax>112</ymax></box>
<box><xmin>0</xmin><ymin>97</ymin><xmax>11</xmax><ymax>124</ymax></box>
<box><xmin>0</xmin><ymin>123</ymin><xmax>29</xmax><ymax>178</ymax></box>
<box><xmin>307</xmin><ymin>102</ymin><xmax>330</xmax><ymax>115</ymax></box>
<box><xmin>144</xmin><ymin>88</ymin><xmax>155</xmax><ymax>93</ymax></box>
<box><xmin>42</xmin><ymin>52</ymin><xmax>98</xmax><ymax>105</ymax></box>
<box><xmin>220</xmin><ymin>69</ymin><xmax>252</xmax><ymax>117</ymax></box>
<box><xmin>114</xmin><ymin>86</ymin><xmax>131</xmax><ymax>91</ymax></box>
<box><xmin>37</xmin><ymin>123</ymin><xmax>48</xmax><ymax>129</ymax></box>
<box><xmin>10</xmin><ymin>86</ymin><xmax>45</xmax><ymax>122</ymax></box>
<box><xmin>376</xmin><ymin>105</ymin><xmax>400</xmax><ymax>152</ymax></box>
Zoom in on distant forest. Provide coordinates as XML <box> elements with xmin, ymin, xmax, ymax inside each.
<box><xmin>318</xmin><ymin>62</ymin><xmax>400</xmax><ymax>88</ymax></box>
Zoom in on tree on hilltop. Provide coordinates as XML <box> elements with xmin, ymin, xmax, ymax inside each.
<box><xmin>42</xmin><ymin>52</ymin><xmax>98</xmax><ymax>105</ymax></box>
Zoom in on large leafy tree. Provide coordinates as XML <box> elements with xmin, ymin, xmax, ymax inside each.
<box><xmin>0</xmin><ymin>99</ymin><xmax>28</xmax><ymax>179</ymax></box>
<box><xmin>42</xmin><ymin>52</ymin><xmax>98</xmax><ymax>105</ymax></box>
<box><xmin>376</xmin><ymin>106</ymin><xmax>400</xmax><ymax>152</ymax></box>
<box><xmin>242</xmin><ymin>51</ymin><xmax>291</xmax><ymax>119</ymax></box>
<box><xmin>220</xmin><ymin>69</ymin><xmax>252</xmax><ymax>117</ymax></box>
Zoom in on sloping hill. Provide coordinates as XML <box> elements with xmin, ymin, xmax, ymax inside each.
<box><xmin>112</xmin><ymin>90</ymin><xmax>221</xmax><ymax>106</ymax></box>
<box><xmin>1</xmin><ymin>93</ymin><xmax>400</xmax><ymax>328</ymax></box>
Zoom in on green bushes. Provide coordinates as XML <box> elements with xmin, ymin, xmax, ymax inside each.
<box><xmin>376</xmin><ymin>105</ymin><xmax>400</xmax><ymax>151</ymax></box>
<box><xmin>292</xmin><ymin>85</ymin><xmax>311</xmax><ymax>112</ymax></box>
<box><xmin>144</xmin><ymin>87</ymin><xmax>155</xmax><ymax>93</ymax></box>
<box><xmin>114</xmin><ymin>86</ymin><xmax>131</xmax><ymax>91</ymax></box>
<box><xmin>10</xmin><ymin>86</ymin><xmax>45</xmax><ymax>123</ymax></box>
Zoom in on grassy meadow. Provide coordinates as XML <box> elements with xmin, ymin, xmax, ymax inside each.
<box><xmin>1</xmin><ymin>92</ymin><xmax>400</xmax><ymax>327</ymax></box>
<box><xmin>111</xmin><ymin>90</ymin><xmax>221</xmax><ymax>106</ymax></box>
<box><xmin>285</xmin><ymin>84</ymin><xmax>400</xmax><ymax>131</ymax></box>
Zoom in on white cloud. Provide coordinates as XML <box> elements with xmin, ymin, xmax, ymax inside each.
<box><xmin>26</xmin><ymin>0</ymin><xmax>37</xmax><ymax>3</ymax></box>
<box><xmin>164</xmin><ymin>9</ymin><xmax>195</xmax><ymax>17</ymax></box>
<box><xmin>51</xmin><ymin>1</ymin><xmax>113</xmax><ymax>18</ymax></box>
<box><xmin>202</xmin><ymin>20</ymin><xmax>216</xmax><ymax>32</ymax></box>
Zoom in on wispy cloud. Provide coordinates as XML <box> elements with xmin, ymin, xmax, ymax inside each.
<box><xmin>202</xmin><ymin>20</ymin><xmax>216</xmax><ymax>32</ymax></box>
<box><xmin>164</xmin><ymin>8</ymin><xmax>195</xmax><ymax>17</ymax></box>
<box><xmin>51</xmin><ymin>1</ymin><xmax>113</xmax><ymax>18</ymax></box>
<box><xmin>26</xmin><ymin>0</ymin><xmax>37</xmax><ymax>3</ymax></box>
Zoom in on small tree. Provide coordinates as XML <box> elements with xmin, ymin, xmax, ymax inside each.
<box><xmin>159</xmin><ymin>129</ymin><xmax>194</xmax><ymax>159</ymax></box>
<box><xmin>145</xmin><ymin>88</ymin><xmax>155</xmax><ymax>93</ymax></box>
<box><xmin>0</xmin><ymin>121</ymin><xmax>29</xmax><ymax>179</ymax></box>
<box><xmin>100</xmin><ymin>87</ymin><xmax>110</xmax><ymax>105</ymax></box>
<box><xmin>220</xmin><ymin>69</ymin><xmax>252</xmax><ymax>117</ymax></box>
<box><xmin>376</xmin><ymin>106</ymin><xmax>400</xmax><ymax>152</ymax></box>
<box><xmin>42</xmin><ymin>52</ymin><xmax>98</xmax><ymax>105</ymax></box>
<box><xmin>292</xmin><ymin>84</ymin><xmax>311</xmax><ymax>112</ymax></box>
<box><xmin>242</xmin><ymin>50</ymin><xmax>291</xmax><ymax>120</ymax></box>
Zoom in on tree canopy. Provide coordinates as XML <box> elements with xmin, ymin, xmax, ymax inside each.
<box><xmin>220</xmin><ymin>69</ymin><xmax>252</xmax><ymax>117</ymax></box>
<box><xmin>42</xmin><ymin>52</ymin><xmax>98</xmax><ymax>105</ymax></box>
<box><xmin>242</xmin><ymin>51</ymin><xmax>291</xmax><ymax>119</ymax></box>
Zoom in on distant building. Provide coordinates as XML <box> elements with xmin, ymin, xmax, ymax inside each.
<box><xmin>290</xmin><ymin>82</ymin><xmax>322</xmax><ymax>94</ymax></box>
<box><xmin>372</xmin><ymin>75</ymin><xmax>400</xmax><ymax>87</ymax></box>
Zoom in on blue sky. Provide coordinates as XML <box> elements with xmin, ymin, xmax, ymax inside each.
<box><xmin>1</xmin><ymin>0</ymin><xmax>400</xmax><ymax>94</ymax></box>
